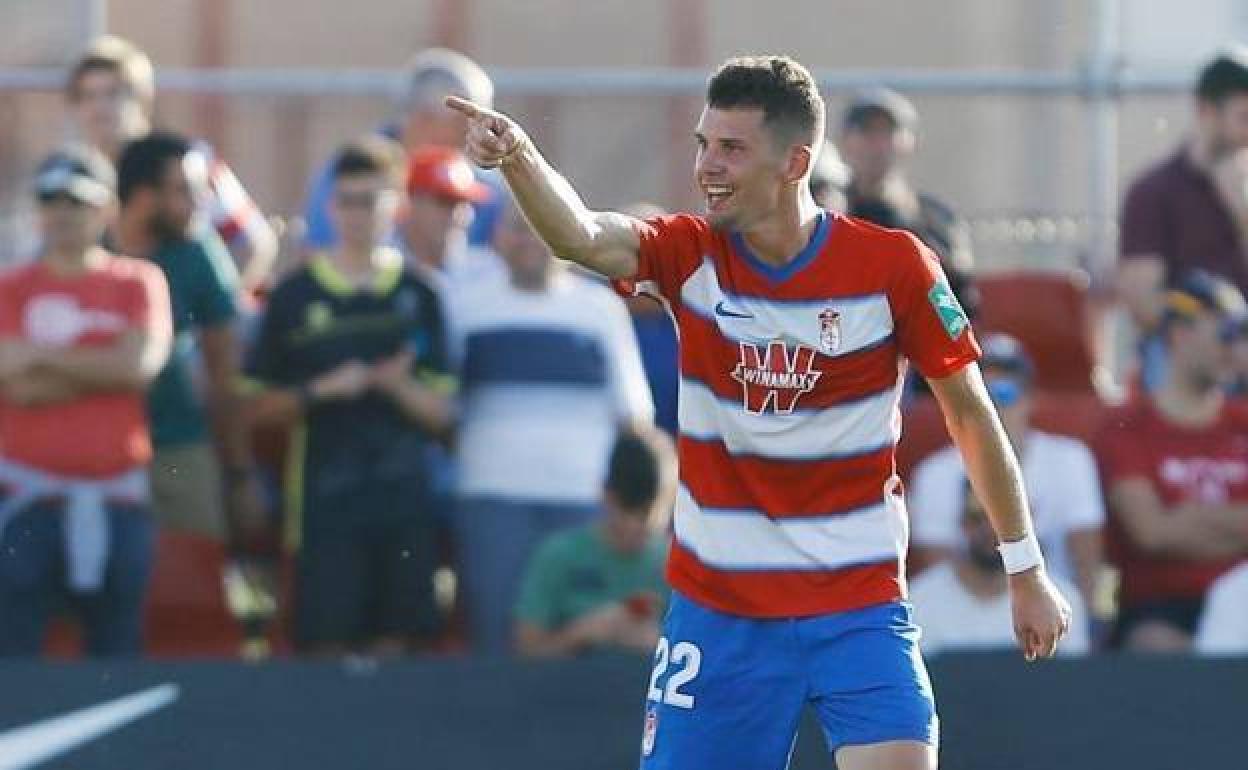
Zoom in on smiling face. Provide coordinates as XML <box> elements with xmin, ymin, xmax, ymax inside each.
<box><xmin>695</xmin><ymin>106</ymin><xmax>801</xmax><ymax>231</ymax></box>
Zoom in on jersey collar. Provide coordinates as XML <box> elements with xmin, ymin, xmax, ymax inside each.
<box><xmin>309</xmin><ymin>248</ymin><xmax>404</xmax><ymax>297</ymax></box>
<box><xmin>729</xmin><ymin>210</ymin><xmax>832</xmax><ymax>283</ymax></box>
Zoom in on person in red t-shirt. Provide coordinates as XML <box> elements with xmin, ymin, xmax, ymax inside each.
<box><xmin>1096</xmin><ymin>270</ymin><xmax>1248</xmax><ymax>652</ymax></box>
<box><xmin>447</xmin><ymin>55</ymin><xmax>1069</xmax><ymax>770</ymax></box>
<box><xmin>0</xmin><ymin>147</ymin><xmax>171</xmax><ymax>657</ymax></box>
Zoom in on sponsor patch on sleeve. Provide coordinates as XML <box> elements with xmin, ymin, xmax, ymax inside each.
<box><xmin>927</xmin><ymin>281</ymin><xmax>969</xmax><ymax>339</ymax></box>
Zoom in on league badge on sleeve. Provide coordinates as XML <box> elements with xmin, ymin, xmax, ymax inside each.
<box><xmin>818</xmin><ymin>308</ymin><xmax>841</xmax><ymax>354</ymax></box>
<box><xmin>927</xmin><ymin>281</ymin><xmax>969</xmax><ymax>340</ymax></box>
<box><xmin>642</xmin><ymin>709</ymin><xmax>659</xmax><ymax>757</ymax></box>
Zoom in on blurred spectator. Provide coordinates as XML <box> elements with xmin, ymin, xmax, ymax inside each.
<box><xmin>115</xmin><ymin>133</ymin><xmax>265</xmax><ymax>550</ymax></box>
<box><xmin>244</xmin><ymin>136</ymin><xmax>453</xmax><ymax>655</ymax></box>
<box><xmin>450</xmin><ymin>200</ymin><xmax>654</xmax><ymax>654</ymax></box>
<box><xmin>515</xmin><ymin>429</ymin><xmax>674</xmax><ymax>657</ymax></box>
<box><xmin>1096</xmin><ymin>271</ymin><xmax>1248</xmax><ymax>652</ymax></box>
<box><xmin>400</xmin><ymin>145</ymin><xmax>502</xmax><ymax>292</ymax></box>
<box><xmin>910</xmin><ymin>334</ymin><xmax>1106</xmax><ymax>613</ymax></box>
<box><xmin>808</xmin><ymin>138</ymin><xmax>850</xmax><ymax>213</ymax></box>
<box><xmin>303</xmin><ymin>48</ymin><xmax>504</xmax><ymax>252</ymax></box>
<box><xmin>839</xmin><ymin>87</ymin><xmax>978</xmax><ymax>320</ymax></box>
<box><xmin>1119</xmin><ymin>49</ymin><xmax>1248</xmax><ymax>391</ymax></box>
<box><xmin>620</xmin><ymin>202</ymin><xmax>678</xmax><ymax>436</ymax></box>
<box><xmin>65</xmin><ymin>35</ymin><xmax>277</xmax><ymax>295</ymax></box>
<box><xmin>0</xmin><ymin>147</ymin><xmax>171</xmax><ymax>656</ymax></box>
<box><xmin>1194</xmin><ymin>561</ymin><xmax>1248</xmax><ymax>655</ymax></box>
<box><xmin>909</xmin><ymin>481</ymin><xmax>1089</xmax><ymax>657</ymax></box>
<box><xmin>1228</xmin><ymin>314</ymin><xmax>1248</xmax><ymax>398</ymax></box>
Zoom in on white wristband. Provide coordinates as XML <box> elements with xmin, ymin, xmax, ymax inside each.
<box><xmin>997</xmin><ymin>532</ymin><xmax>1045</xmax><ymax>575</ymax></box>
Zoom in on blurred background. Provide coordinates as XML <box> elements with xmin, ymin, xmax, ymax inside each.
<box><xmin>1</xmin><ymin>0</ymin><xmax>1244</xmax><ymax>271</ymax></box>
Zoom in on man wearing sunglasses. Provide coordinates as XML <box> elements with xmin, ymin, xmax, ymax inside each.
<box><xmin>244</xmin><ymin>136</ymin><xmax>454</xmax><ymax>655</ymax></box>
<box><xmin>910</xmin><ymin>334</ymin><xmax>1106</xmax><ymax>624</ymax></box>
<box><xmin>0</xmin><ymin>147</ymin><xmax>172</xmax><ymax>656</ymax></box>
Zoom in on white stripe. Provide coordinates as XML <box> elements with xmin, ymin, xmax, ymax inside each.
<box><xmin>0</xmin><ymin>684</ymin><xmax>179</xmax><ymax>770</ymax></box>
<box><xmin>679</xmin><ymin>259</ymin><xmax>894</xmax><ymax>354</ymax></box>
<box><xmin>679</xmin><ymin>378</ymin><xmax>901</xmax><ymax>459</ymax></box>
<box><xmin>673</xmin><ymin>485</ymin><xmax>906</xmax><ymax>570</ymax></box>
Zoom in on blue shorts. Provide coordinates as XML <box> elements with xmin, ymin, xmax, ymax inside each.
<box><xmin>639</xmin><ymin>591</ymin><xmax>937</xmax><ymax>770</ymax></box>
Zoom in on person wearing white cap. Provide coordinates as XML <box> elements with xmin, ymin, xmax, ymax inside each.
<box><xmin>0</xmin><ymin>146</ymin><xmax>172</xmax><ymax>656</ymax></box>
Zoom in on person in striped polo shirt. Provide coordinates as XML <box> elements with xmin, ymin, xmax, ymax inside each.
<box><xmin>447</xmin><ymin>55</ymin><xmax>1071</xmax><ymax>770</ymax></box>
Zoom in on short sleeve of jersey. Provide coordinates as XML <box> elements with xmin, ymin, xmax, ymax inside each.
<box><xmin>244</xmin><ymin>280</ymin><xmax>299</xmax><ymax>388</ymax></box>
<box><xmin>1119</xmin><ymin>174</ymin><xmax>1165</xmax><ymax>261</ymax></box>
<box><xmin>612</xmin><ymin>214</ymin><xmax>707</xmax><ymax>309</ymax></box>
<box><xmin>1056</xmin><ymin>440</ymin><xmax>1108</xmax><ymax>531</ymax></box>
<box><xmin>889</xmin><ymin>231</ymin><xmax>980</xmax><ymax>379</ymax></box>
<box><xmin>411</xmin><ymin>280</ymin><xmax>453</xmax><ymax>389</ymax></box>
<box><xmin>514</xmin><ymin>536</ymin><xmax>566</xmax><ymax>629</ymax></box>
<box><xmin>187</xmin><ymin>231</ymin><xmax>240</xmax><ymax>328</ymax></box>
<box><xmin>0</xmin><ymin>273</ymin><xmax>19</xmax><ymax>337</ymax></box>
<box><xmin>128</xmin><ymin>260</ymin><xmax>173</xmax><ymax>342</ymax></box>
<box><xmin>1093</xmin><ymin>412</ymin><xmax>1152</xmax><ymax>486</ymax></box>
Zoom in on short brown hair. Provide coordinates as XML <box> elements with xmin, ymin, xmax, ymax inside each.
<box><xmin>66</xmin><ymin>35</ymin><xmax>155</xmax><ymax>106</ymax></box>
<box><xmin>706</xmin><ymin>55</ymin><xmax>826</xmax><ymax>152</ymax></box>
<box><xmin>330</xmin><ymin>135</ymin><xmax>407</xmax><ymax>187</ymax></box>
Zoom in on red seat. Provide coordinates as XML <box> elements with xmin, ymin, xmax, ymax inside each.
<box><xmin>143</xmin><ymin>529</ymin><xmax>243</xmax><ymax>657</ymax></box>
<box><xmin>897</xmin><ymin>392</ymin><xmax>1110</xmax><ymax>485</ymax></box>
<box><xmin>41</xmin><ymin>529</ymin><xmax>243</xmax><ymax>658</ymax></box>
<box><xmin>976</xmin><ymin>270</ymin><xmax>1098</xmax><ymax>393</ymax></box>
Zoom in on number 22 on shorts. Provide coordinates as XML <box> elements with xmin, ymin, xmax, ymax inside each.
<box><xmin>646</xmin><ymin>637</ymin><xmax>701</xmax><ymax>709</ymax></box>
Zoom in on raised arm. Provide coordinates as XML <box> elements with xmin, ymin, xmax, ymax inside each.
<box><xmin>446</xmin><ymin>96</ymin><xmax>641</xmax><ymax>279</ymax></box>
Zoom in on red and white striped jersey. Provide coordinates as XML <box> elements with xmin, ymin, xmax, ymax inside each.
<box><xmin>617</xmin><ymin>211</ymin><xmax>980</xmax><ymax>618</ymax></box>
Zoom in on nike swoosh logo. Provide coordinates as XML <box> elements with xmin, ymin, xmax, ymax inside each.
<box><xmin>0</xmin><ymin>684</ymin><xmax>179</xmax><ymax>770</ymax></box>
<box><xmin>714</xmin><ymin>300</ymin><xmax>754</xmax><ymax>319</ymax></box>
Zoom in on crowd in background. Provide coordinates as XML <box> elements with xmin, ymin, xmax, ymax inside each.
<box><xmin>0</xmin><ymin>35</ymin><xmax>1246</xmax><ymax>661</ymax></box>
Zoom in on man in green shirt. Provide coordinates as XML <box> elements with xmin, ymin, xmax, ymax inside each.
<box><xmin>515</xmin><ymin>430</ymin><xmax>674</xmax><ymax>657</ymax></box>
<box><xmin>116</xmin><ymin>132</ymin><xmax>262</xmax><ymax>546</ymax></box>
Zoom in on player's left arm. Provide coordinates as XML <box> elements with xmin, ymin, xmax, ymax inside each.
<box><xmin>927</xmin><ymin>364</ymin><xmax>1073</xmax><ymax>661</ymax></box>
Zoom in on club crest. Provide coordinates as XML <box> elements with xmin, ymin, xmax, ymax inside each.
<box><xmin>818</xmin><ymin>308</ymin><xmax>841</xmax><ymax>353</ymax></box>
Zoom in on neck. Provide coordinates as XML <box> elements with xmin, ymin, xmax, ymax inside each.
<box><xmin>1188</xmin><ymin>134</ymin><xmax>1218</xmax><ymax>172</ymax></box>
<box><xmin>954</xmin><ymin>559</ymin><xmax>1008</xmax><ymax>599</ymax></box>
<box><xmin>333</xmin><ymin>244</ymin><xmax>382</xmax><ymax>281</ymax></box>
<box><xmin>851</xmin><ymin>172</ymin><xmax>887</xmax><ymax>199</ymax></box>
<box><xmin>42</xmin><ymin>244</ymin><xmax>101</xmax><ymax>275</ymax></box>
<box><xmin>739</xmin><ymin>192</ymin><xmax>823</xmax><ymax>267</ymax></box>
<box><xmin>405</xmin><ymin>236</ymin><xmax>449</xmax><ymax>270</ymax></box>
<box><xmin>1154</xmin><ymin>373</ymin><xmax>1224</xmax><ymax>427</ymax></box>
<box><xmin>115</xmin><ymin>213</ymin><xmax>157</xmax><ymax>258</ymax></box>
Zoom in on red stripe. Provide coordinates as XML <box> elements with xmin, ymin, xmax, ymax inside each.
<box><xmin>666</xmin><ymin>540</ymin><xmax>903</xmax><ymax>617</ymax></box>
<box><xmin>679</xmin><ymin>437</ymin><xmax>896</xmax><ymax>517</ymax></box>
<box><xmin>678</xmin><ymin>308</ymin><xmax>900</xmax><ymax>407</ymax></box>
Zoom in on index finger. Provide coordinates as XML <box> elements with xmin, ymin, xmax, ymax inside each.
<box><xmin>445</xmin><ymin>95</ymin><xmax>484</xmax><ymax>118</ymax></box>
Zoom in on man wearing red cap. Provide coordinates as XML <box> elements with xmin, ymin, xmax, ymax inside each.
<box><xmin>399</xmin><ymin>145</ymin><xmax>501</xmax><ymax>293</ymax></box>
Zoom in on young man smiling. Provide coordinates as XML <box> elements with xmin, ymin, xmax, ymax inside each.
<box><xmin>448</xmin><ymin>55</ymin><xmax>1070</xmax><ymax>770</ymax></box>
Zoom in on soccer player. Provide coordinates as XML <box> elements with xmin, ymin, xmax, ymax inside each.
<box><xmin>448</xmin><ymin>55</ymin><xmax>1070</xmax><ymax>770</ymax></box>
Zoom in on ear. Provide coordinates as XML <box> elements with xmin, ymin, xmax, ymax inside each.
<box><xmin>785</xmin><ymin>144</ymin><xmax>814</xmax><ymax>184</ymax></box>
<box><xmin>897</xmin><ymin>128</ymin><xmax>917</xmax><ymax>154</ymax></box>
<box><xmin>127</xmin><ymin>186</ymin><xmax>153</xmax><ymax>214</ymax></box>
